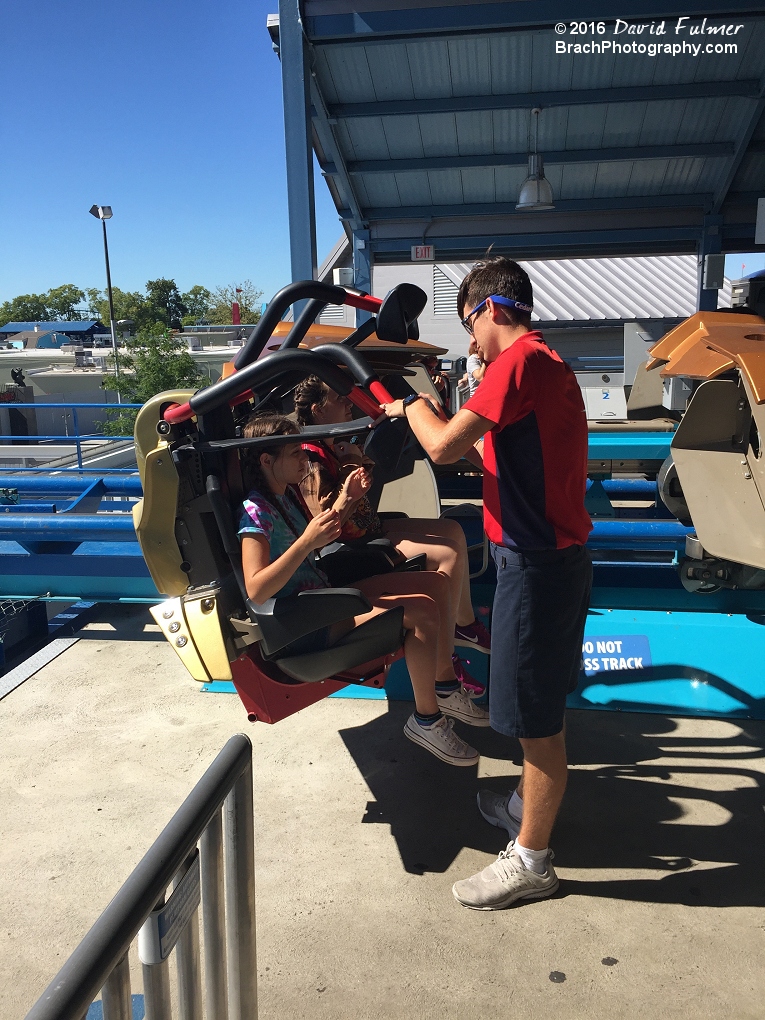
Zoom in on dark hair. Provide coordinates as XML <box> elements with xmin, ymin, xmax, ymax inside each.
<box><xmin>241</xmin><ymin>413</ymin><xmax>300</xmax><ymax>498</ymax></box>
<box><xmin>293</xmin><ymin>375</ymin><xmax>330</xmax><ymax>426</ymax></box>
<box><xmin>457</xmin><ymin>256</ymin><xmax>533</xmax><ymax>329</ymax></box>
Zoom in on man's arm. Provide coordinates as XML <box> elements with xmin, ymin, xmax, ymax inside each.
<box><xmin>383</xmin><ymin>398</ymin><xmax>493</xmax><ymax>465</ymax></box>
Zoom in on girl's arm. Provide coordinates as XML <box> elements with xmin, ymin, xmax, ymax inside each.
<box><xmin>241</xmin><ymin>508</ymin><xmax>342</xmax><ymax>602</ymax></box>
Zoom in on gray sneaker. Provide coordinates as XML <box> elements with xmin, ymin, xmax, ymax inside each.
<box><xmin>452</xmin><ymin>841</ymin><xmax>559</xmax><ymax>910</ymax></box>
<box><xmin>438</xmin><ymin>687</ymin><xmax>491</xmax><ymax>727</ymax></box>
<box><xmin>477</xmin><ymin>788</ymin><xmax>521</xmax><ymax>839</ymax></box>
<box><xmin>404</xmin><ymin>714</ymin><xmax>479</xmax><ymax>767</ymax></box>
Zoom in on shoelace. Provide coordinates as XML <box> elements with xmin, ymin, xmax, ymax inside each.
<box><xmin>491</xmin><ymin>843</ymin><xmax>525</xmax><ymax>881</ymax></box>
<box><xmin>434</xmin><ymin>716</ymin><xmax>470</xmax><ymax>751</ymax></box>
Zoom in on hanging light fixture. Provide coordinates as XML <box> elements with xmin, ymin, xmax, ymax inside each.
<box><xmin>516</xmin><ymin>108</ymin><xmax>554</xmax><ymax>211</ymax></box>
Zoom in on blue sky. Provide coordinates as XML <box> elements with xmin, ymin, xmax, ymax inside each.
<box><xmin>1</xmin><ymin>1</ymin><xmax>763</xmax><ymax>308</ymax></box>
<box><xmin>0</xmin><ymin>0</ymin><xmax>342</xmax><ymax>306</ymax></box>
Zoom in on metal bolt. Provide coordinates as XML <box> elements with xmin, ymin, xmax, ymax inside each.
<box><xmin>741</xmin><ymin>459</ymin><xmax>748</xmax><ymax>466</ymax></box>
<box><xmin>745</xmin><ymin>472</ymin><xmax>752</xmax><ymax>479</ymax></box>
<box><xmin>201</xmin><ymin>598</ymin><xmax>214</xmax><ymax>611</ymax></box>
<box><xmin>156</xmin><ymin>459</ymin><xmax>162</xmax><ymax>466</ymax></box>
<box><xmin>169</xmin><ymin>621</ymin><xmax>180</xmax><ymax>633</ymax></box>
<box><xmin>162</xmin><ymin>609</ymin><xmax>174</xmax><ymax>619</ymax></box>
<box><xmin>175</xmin><ymin>636</ymin><xmax>187</xmax><ymax>647</ymax></box>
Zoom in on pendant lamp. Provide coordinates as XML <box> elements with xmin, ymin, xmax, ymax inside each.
<box><xmin>516</xmin><ymin>108</ymin><xmax>554</xmax><ymax>211</ymax></box>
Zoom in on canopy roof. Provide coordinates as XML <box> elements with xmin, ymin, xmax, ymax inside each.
<box><xmin>272</xmin><ymin>2</ymin><xmax>765</xmax><ymax>264</ymax></box>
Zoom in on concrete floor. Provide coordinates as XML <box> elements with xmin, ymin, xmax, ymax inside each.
<box><xmin>1</xmin><ymin>603</ymin><xmax>764</xmax><ymax>1020</ymax></box>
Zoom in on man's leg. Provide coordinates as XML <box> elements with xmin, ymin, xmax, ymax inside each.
<box><xmin>515</xmin><ymin>731</ymin><xmax>567</xmax><ymax>849</ymax></box>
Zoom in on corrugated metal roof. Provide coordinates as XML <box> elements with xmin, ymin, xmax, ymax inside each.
<box><xmin>0</xmin><ymin>321</ymin><xmax>103</xmax><ymax>334</ymax></box>
<box><xmin>296</xmin><ymin>11</ymin><xmax>765</xmax><ymax>260</ymax></box>
<box><xmin>436</xmin><ymin>255</ymin><xmax>733</xmax><ymax>321</ymax></box>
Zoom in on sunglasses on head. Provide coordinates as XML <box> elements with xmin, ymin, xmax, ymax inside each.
<box><xmin>460</xmin><ymin>294</ymin><xmax>533</xmax><ymax>335</ymax></box>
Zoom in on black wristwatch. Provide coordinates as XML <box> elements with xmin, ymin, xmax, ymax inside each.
<box><xmin>402</xmin><ymin>393</ymin><xmax>422</xmax><ymax>411</ymax></box>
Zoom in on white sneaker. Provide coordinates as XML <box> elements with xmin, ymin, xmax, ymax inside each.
<box><xmin>477</xmin><ymin>788</ymin><xmax>521</xmax><ymax>839</ymax></box>
<box><xmin>404</xmin><ymin>714</ymin><xmax>479</xmax><ymax>767</ymax></box>
<box><xmin>438</xmin><ymin>686</ymin><xmax>491</xmax><ymax>727</ymax></box>
<box><xmin>452</xmin><ymin>841</ymin><xmax>559</xmax><ymax>910</ymax></box>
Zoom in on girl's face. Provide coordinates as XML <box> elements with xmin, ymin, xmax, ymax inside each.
<box><xmin>263</xmin><ymin>442</ymin><xmax>309</xmax><ymax>491</ymax></box>
<box><xmin>312</xmin><ymin>388</ymin><xmax>353</xmax><ymax>425</ymax></box>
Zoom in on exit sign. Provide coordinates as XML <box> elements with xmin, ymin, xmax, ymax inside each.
<box><xmin>411</xmin><ymin>245</ymin><xmax>435</xmax><ymax>262</ymax></box>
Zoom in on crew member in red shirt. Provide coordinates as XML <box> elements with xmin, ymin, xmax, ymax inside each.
<box><xmin>382</xmin><ymin>256</ymin><xmax>592</xmax><ymax>910</ymax></box>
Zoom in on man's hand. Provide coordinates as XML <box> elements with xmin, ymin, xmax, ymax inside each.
<box><xmin>381</xmin><ymin>399</ymin><xmax>406</xmax><ymax>419</ymax></box>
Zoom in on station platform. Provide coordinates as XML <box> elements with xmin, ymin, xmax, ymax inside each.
<box><xmin>2</xmin><ymin>603</ymin><xmax>764</xmax><ymax>1020</ymax></box>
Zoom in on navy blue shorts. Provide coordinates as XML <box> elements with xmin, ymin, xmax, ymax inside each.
<box><xmin>489</xmin><ymin>543</ymin><xmax>592</xmax><ymax>739</ymax></box>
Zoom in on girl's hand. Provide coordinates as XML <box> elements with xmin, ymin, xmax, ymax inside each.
<box><xmin>302</xmin><ymin>507</ymin><xmax>342</xmax><ymax>550</ymax></box>
<box><xmin>341</xmin><ymin>466</ymin><xmax>371</xmax><ymax>502</ymax></box>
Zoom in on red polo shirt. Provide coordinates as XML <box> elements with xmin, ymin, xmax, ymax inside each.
<box><xmin>464</xmin><ymin>331</ymin><xmax>591</xmax><ymax>550</ymax></box>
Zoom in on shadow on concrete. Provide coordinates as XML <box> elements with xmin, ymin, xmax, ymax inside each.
<box><xmin>77</xmin><ymin>602</ymin><xmax>163</xmax><ymax>642</ymax></box>
<box><xmin>339</xmin><ymin>705</ymin><xmax>765</xmax><ymax>908</ymax></box>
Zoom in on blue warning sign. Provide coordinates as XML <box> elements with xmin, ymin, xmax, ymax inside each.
<box><xmin>582</xmin><ymin>635</ymin><xmax>652</xmax><ymax>676</ymax></box>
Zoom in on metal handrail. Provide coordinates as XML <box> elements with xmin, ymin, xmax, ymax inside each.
<box><xmin>25</xmin><ymin>733</ymin><xmax>257</xmax><ymax>1020</ymax></box>
<box><xmin>0</xmin><ymin>402</ymin><xmax>142</xmax><ymax>472</ymax></box>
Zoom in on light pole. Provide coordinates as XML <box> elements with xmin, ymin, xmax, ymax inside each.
<box><xmin>89</xmin><ymin>204</ymin><xmax>121</xmax><ymax>403</ymax></box>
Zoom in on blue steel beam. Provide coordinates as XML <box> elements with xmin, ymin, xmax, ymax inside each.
<box><xmin>341</xmin><ymin>193</ymin><xmax>715</xmax><ymax>221</ymax></box>
<box><xmin>0</xmin><ymin>476</ymin><xmax>142</xmax><ymax>496</ymax></box>
<box><xmin>352</xmin><ymin>229</ymin><xmax>373</xmax><ymax>326</ymax></box>
<box><xmin>697</xmin><ymin>213</ymin><xmax>723</xmax><ymax>311</ymax></box>
<box><xmin>329</xmin><ymin>80</ymin><xmax>762</xmax><ymax>119</ymax></box>
<box><xmin>712</xmin><ymin>78</ymin><xmax>765</xmax><ymax>214</ymax></box>
<box><xmin>279</xmin><ymin>0</ymin><xmax>318</xmax><ymax>287</ymax></box>
<box><xmin>370</xmin><ymin>226</ymin><xmax>704</xmax><ymax>257</ymax></box>
<box><xmin>337</xmin><ymin>142</ymin><xmax>734</xmax><ymax>176</ymax></box>
<box><xmin>308</xmin><ymin>75</ymin><xmax>365</xmax><ymax>231</ymax></box>
<box><xmin>0</xmin><ymin>514</ymin><xmax>137</xmax><ymax>544</ymax></box>
<box><xmin>305</xmin><ymin>5</ymin><xmax>765</xmax><ymax>41</ymax></box>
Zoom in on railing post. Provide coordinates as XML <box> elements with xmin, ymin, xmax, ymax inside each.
<box><xmin>200</xmin><ymin>811</ymin><xmax>229</xmax><ymax>1020</ymax></box>
<box><xmin>175</xmin><ymin>858</ymin><xmax>203</xmax><ymax>1020</ymax></box>
<box><xmin>224</xmin><ymin>763</ymin><xmax>257</xmax><ymax>1020</ymax></box>
<box><xmin>141</xmin><ymin>896</ymin><xmax>173</xmax><ymax>1020</ymax></box>
<box><xmin>101</xmin><ymin>953</ymin><xmax>132</xmax><ymax>1020</ymax></box>
<box><xmin>72</xmin><ymin>407</ymin><xmax>84</xmax><ymax>470</ymax></box>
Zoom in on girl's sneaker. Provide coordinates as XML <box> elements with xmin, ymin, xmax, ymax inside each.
<box><xmin>404</xmin><ymin>714</ymin><xmax>479</xmax><ymax>766</ymax></box>
<box><xmin>454</xmin><ymin>619</ymin><xmax>491</xmax><ymax>654</ymax></box>
<box><xmin>438</xmin><ymin>686</ymin><xmax>491</xmax><ymax>727</ymax></box>
<box><xmin>452</xmin><ymin>654</ymin><xmax>486</xmax><ymax>699</ymax></box>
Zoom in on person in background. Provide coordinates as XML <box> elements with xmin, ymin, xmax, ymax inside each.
<box><xmin>425</xmin><ymin>356</ymin><xmax>451</xmax><ymax>409</ymax></box>
<box><xmin>465</xmin><ymin>337</ymin><xmax>486</xmax><ymax>397</ymax></box>
<box><xmin>293</xmin><ymin>376</ymin><xmax>492</xmax><ymax>695</ymax></box>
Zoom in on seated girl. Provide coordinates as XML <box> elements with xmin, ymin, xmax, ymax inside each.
<box><xmin>293</xmin><ymin>376</ymin><xmax>490</xmax><ymax>689</ymax></box>
<box><xmin>238</xmin><ymin>414</ymin><xmax>489</xmax><ymax>767</ymax></box>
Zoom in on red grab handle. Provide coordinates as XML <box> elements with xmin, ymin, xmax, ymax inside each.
<box><xmin>368</xmin><ymin>379</ymin><xmax>394</xmax><ymax>405</ymax></box>
<box><xmin>343</xmin><ymin>292</ymin><xmax>383</xmax><ymax>313</ymax></box>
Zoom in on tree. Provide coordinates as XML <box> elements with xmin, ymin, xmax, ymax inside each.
<box><xmin>206</xmin><ymin>281</ymin><xmax>263</xmax><ymax>325</ymax></box>
<box><xmin>0</xmin><ymin>293</ymin><xmax>49</xmax><ymax>325</ymax></box>
<box><xmin>181</xmin><ymin>285</ymin><xmax>213</xmax><ymax>322</ymax></box>
<box><xmin>86</xmin><ymin>286</ymin><xmax>151</xmax><ymax>330</ymax></box>
<box><xmin>45</xmin><ymin>284</ymin><xmax>86</xmax><ymax>320</ymax></box>
<box><xmin>145</xmin><ymin>278</ymin><xmax>188</xmax><ymax>329</ymax></box>
<box><xmin>100</xmin><ymin>323</ymin><xmax>204</xmax><ymax>436</ymax></box>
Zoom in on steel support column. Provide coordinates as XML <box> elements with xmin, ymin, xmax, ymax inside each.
<box><xmin>697</xmin><ymin>215</ymin><xmax>723</xmax><ymax>312</ymax></box>
<box><xmin>353</xmin><ymin>229</ymin><xmax>372</xmax><ymax>326</ymax></box>
<box><xmin>278</xmin><ymin>0</ymin><xmax>317</xmax><ymax>294</ymax></box>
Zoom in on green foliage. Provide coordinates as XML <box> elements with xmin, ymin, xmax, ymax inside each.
<box><xmin>205</xmin><ymin>281</ymin><xmax>263</xmax><ymax>325</ymax></box>
<box><xmin>181</xmin><ymin>285</ymin><xmax>213</xmax><ymax>320</ymax></box>
<box><xmin>85</xmin><ymin>286</ymin><xmax>152</xmax><ymax>330</ymax></box>
<box><xmin>145</xmin><ymin>278</ymin><xmax>188</xmax><ymax>328</ymax></box>
<box><xmin>45</xmin><ymin>284</ymin><xmax>86</xmax><ymax>320</ymax></box>
<box><xmin>0</xmin><ymin>285</ymin><xmax>86</xmax><ymax>326</ymax></box>
<box><xmin>2</xmin><ymin>278</ymin><xmax>263</xmax><ymax>332</ymax></box>
<box><xmin>100</xmin><ymin>323</ymin><xmax>204</xmax><ymax>436</ymax></box>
